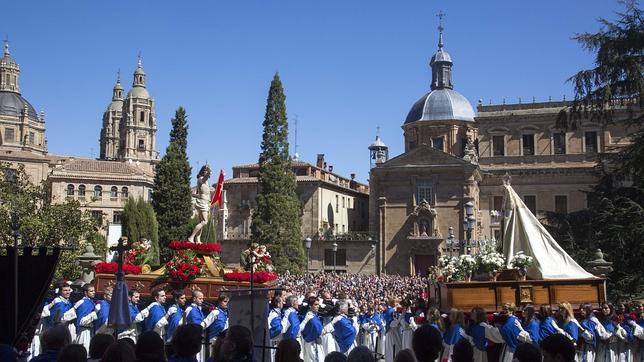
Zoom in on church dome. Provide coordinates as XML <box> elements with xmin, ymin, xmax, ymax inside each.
<box><xmin>431</xmin><ymin>49</ymin><xmax>452</xmax><ymax>63</ymax></box>
<box><xmin>107</xmin><ymin>99</ymin><xmax>123</xmax><ymax>111</ymax></box>
<box><xmin>405</xmin><ymin>88</ymin><xmax>475</xmax><ymax>124</ymax></box>
<box><xmin>127</xmin><ymin>86</ymin><xmax>150</xmax><ymax>99</ymax></box>
<box><xmin>0</xmin><ymin>91</ymin><xmax>38</xmax><ymax>119</ymax></box>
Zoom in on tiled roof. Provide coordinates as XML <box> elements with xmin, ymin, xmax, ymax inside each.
<box><xmin>57</xmin><ymin>158</ymin><xmax>154</xmax><ymax>176</ymax></box>
<box><xmin>225</xmin><ymin>175</ymin><xmax>320</xmax><ymax>184</ymax></box>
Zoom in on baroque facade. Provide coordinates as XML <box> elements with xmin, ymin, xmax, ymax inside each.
<box><xmin>0</xmin><ymin>42</ymin><xmax>156</xmax><ymax>244</ymax></box>
<box><xmin>220</xmin><ymin>156</ymin><xmax>374</xmax><ymax>273</ymax></box>
<box><xmin>369</xmin><ymin>27</ymin><xmax>634</xmax><ymax>276</ymax></box>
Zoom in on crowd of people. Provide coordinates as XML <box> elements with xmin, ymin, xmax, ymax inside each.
<box><xmin>5</xmin><ymin>274</ymin><xmax>644</xmax><ymax>362</ymax></box>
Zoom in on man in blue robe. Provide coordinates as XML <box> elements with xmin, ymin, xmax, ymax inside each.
<box><xmin>283</xmin><ymin>295</ymin><xmax>301</xmax><ymax>340</ymax></box>
<box><xmin>185</xmin><ymin>290</ymin><xmax>205</xmax><ymax>325</ymax></box>
<box><xmin>135</xmin><ymin>289</ymin><xmax>168</xmax><ymax>337</ymax></box>
<box><xmin>332</xmin><ymin>301</ymin><xmax>358</xmax><ymax>355</ymax></box>
<box><xmin>156</xmin><ymin>290</ymin><xmax>186</xmax><ymax>342</ymax></box>
<box><xmin>95</xmin><ymin>286</ymin><xmax>112</xmax><ymax>334</ymax></box>
<box><xmin>47</xmin><ymin>283</ymin><xmax>76</xmax><ymax>340</ymax></box>
<box><xmin>498</xmin><ymin>305</ymin><xmax>532</xmax><ymax>362</ymax></box>
<box><xmin>202</xmin><ymin>293</ymin><xmax>229</xmax><ymax>344</ymax></box>
<box><xmin>267</xmin><ymin>296</ymin><xmax>286</xmax><ymax>362</ymax></box>
<box><xmin>301</xmin><ymin>296</ymin><xmax>324</xmax><ymax>362</ymax></box>
<box><xmin>74</xmin><ymin>284</ymin><xmax>98</xmax><ymax>352</ymax></box>
<box><xmin>118</xmin><ymin>290</ymin><xmax>141</xmax><ymax>341</ymax></box>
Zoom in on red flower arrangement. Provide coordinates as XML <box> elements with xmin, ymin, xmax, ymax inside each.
<box><xmin>169</xmin><ymin>241</ymin><xmax>221</xmax><ymax>253</ymax></box>
<box><xmin>223</xmin><ymin>271</ymin><xmax>278</xmax><ymax>283</ymax></box>
<box><xmin>164</xmin><ymin>252</ymin><xmax>204</xmax><ymax>282</ymax></box>
<box><xmin>95</xmin><ymin>262</ymin><xmax>142</xmax><ymax>275</ymax></box>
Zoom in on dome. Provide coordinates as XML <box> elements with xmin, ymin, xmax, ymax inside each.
<box><xmin>0</xmin><ymin>91</ymin><xmax>38</xmax><ymax>119</ymax></box>
<box><xmin>134</xmin><ymin>66</ymin><xmax>145</xmax><ymax>76</ymax></box>
<box><xmin>0</xmin><ymin>54</ymin><xmax>17</xmax><ymax>68</ymax></box>
<box><xmin>404</xmin><ymin>88</ymin><xmax>475</xmax><ymax>124</ymax></box>
<box><xmin>107</xmin><ymin>99</ymin><xmax>123</xmax><ymax>111</ymax></box>
<box><xmin>127</xmin><ymin>86</ymin><xmax>149</xmax><ymax>99</ymax></box>
<box><xmin>431</xmin><ymin>49</ymin><xmax>452</xmax><ymax>64</ymax></box>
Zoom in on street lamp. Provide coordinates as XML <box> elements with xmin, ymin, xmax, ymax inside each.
<box><xmin>371</xmin><ymin>242</ymin><xmax>376</xmax><ymax>275</ymax></box>
<box><xmin>304</xmin><ymin>237</ymin><xmax>312</xmax><ymax>273</ymax></box>
<box><xmin>464</xmin><ymin>201</ymin><xmax>475</xmax><ymax>254</ymax></box>
<box><xmin>332</xmin><ymin>242</ymin><xmax>338</xmax><ymax>273</ymax></box>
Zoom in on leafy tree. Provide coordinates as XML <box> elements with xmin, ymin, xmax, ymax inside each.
<box><xmin>251</xmin><ymin>73</ymin><xmax>305</xmax><ymax>274</ymax></box>
<box><xmin>548</xmin><ymin>1</ymin><xmax>644</xmax><ymax>300</ymax></box>
<box><xmin>122</xmin><ymin>197</ymin><xmax>160</xmax><ymax>265</ymax></box>
<box><xmin>152</xmin><ymin>107</ymin><xmax>193</xmax><ymax>261</ymax></box>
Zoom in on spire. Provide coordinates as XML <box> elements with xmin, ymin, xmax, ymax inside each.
<box><xmin>0</xmin><ymin>37</ymin><xmax>20</xmax><ymax>93</ymax></box>
<box><xmin>437</xmin><ymin>11</ymin><xmax>445</xmax><ymax>50</ymax></box>
<box><xmin>430</xmin><ymin>11</ymin><xmax>453</xmax><ymax>90</ymax></box>
<box><xmin>112</xmin><ymin>69</ymin><xmax>123</xmax><ymax>100</ymax></box>
<box><xmin>133</xmin><ymin>53</ymin><xmax>146</xmax><ymax>87</ymax></box>
<box><xmin>3</xmin><ymin>37</ymin><xmax>10</xmax><ymax>57</ymax></box>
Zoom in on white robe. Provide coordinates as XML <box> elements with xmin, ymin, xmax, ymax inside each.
<box><xmin>400</xmin><ymin>312</ymin><xmax>417</xmax><ymax>351</ymax></box>
<box><xmin>300</xmin><ymin>312</ymin><xmax>324</xmax><ymax>362</ymax></box>
<box><xmin>321</xmin><ymin>316</ymin><xmax>337</xmax><ymax>355</ymax></box>
<box><xmin>75</xmin><ymin>299</ymin><xmax>98</xmax><ymax>353</ymax></box>
<box><xmin>30</xmin><ymin>305</ymin><xmax>50</xmax><ymax>357</ymax></box>
<box><xmin>385</xmin><ymin>314</ymin><xmax>402</xmax><ymax>361</ymax></box>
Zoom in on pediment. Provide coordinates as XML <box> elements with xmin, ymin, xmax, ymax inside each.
<box><xmin>380</xmin><ymin>144</ymin><xmax>476</xmax><ymax>168</ymax></box>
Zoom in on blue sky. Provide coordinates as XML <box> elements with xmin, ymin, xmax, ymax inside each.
<box><xmin>2</xmin><ymin>1</ymin><xmax>619</xmax><ymax>183</ymax></box>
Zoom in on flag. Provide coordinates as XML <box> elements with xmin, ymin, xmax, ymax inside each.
<box><xmin>211</xmin><ymin>169</ymin><xmax>225</xmax><ymax>207</ymax></box>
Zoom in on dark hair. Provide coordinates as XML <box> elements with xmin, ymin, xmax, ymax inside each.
<box><xmin>539</xmin><ymin>305</ymin><xmax>552</xmax><ymax>321</ymax></box>
<box><xmin>324</xmin><ymin>351</ymin><xmax>348</xmax><ymax>362</ymax></box>
<box><xmin>308</xmin><ymin>296</ymin><xmax>319</xmax><ymax>307</ymax></box>
<box><xmin>275</xmin><ymin>338</ymin><xmax>301</xmax><ymax>362</ymax></box>
<box><xmin>451</xmin><ymin>339</ymin><xmax>473</xmax><ymax>362</ymax></box>
<box><xmin>82</xmin><ymin>284</ymin><xmax>95</xmax><ymax>293</ymax></box>
<box><xmin>347</xmin><ymin>345</ymin><xmax>374</xmax><ymax>362</ymax></box>
<box><xmin>42</xmin><ymin>325</ymin><xmax>71</xmax><ymax>351</ymax></box>
<box><xmin>218</xmin><ymin>325</ymin><xmax>253</xmax><ymax>360</ymax></box>
<box><xmin>270</xmin><ymin>296</ymin><xmax>282</xmax><ymax>309</ymax></box>
<box><xmin>172</xmin><ymin>290</ymin><xmax>185</xmax><ymax>300</ymax></box>
<box><xmin>57</xmin><ymin>344</ymin><xmax>87</xmax><ymax>362</ymax></box>
<box><xmin>151</xmin><ymin>288</ymin><xmax>164</xmax><ymax>299</ymax></box>
<box><xmin>514</xmin><ymin>342</ymin><xmax>542</xmax><ymax>362</ymax></box>
<box><xmin>102</xmin><ymin>339</ymin><xmax>136</xmax><ymax>362</ymax></box>
<box><xmin>471</xmin><ymin>306</ymin><xmax>487</xmax><ymax>324</ymax></box>
<box><xmin>89</xmin><ymin>333</ymin><xmax>115</xmax><ymax>359</ymax></box>
<box><xmin>540</xmin><ymin>334</ymin><xmax>575</xmax><ymax>362</ymax></box>
<box><xmin>393</xmin><ymin>349</ymin><xmax>417</xmax><ymax>362</ymax></box>
<box><xmin>523</xmin><ymin>305</ymin><xmax>537</xmax><ymax>327</ymax></box>
<box><xmin>217</xmin><ymin>293</ymin><xmax>229</xmax><ymax>305</ymax></box>
<box><xmin>412</xmin><ymin>324</ymin><xmax>443</xmax><ymax>362</ymax></box>
<box><xmin>136</xmin><ymin>331</ymin><xmax>166</xmax><ymax>362</ymax></box>
<box><xmin>128</xmin><ymin>290</ymin><xmax>140</xmax><ymax>298</ymax></box>
<box><xmin>172</xmin><ymin>324</ymin><xmax>203</xmax><ymax>357</ymax></box>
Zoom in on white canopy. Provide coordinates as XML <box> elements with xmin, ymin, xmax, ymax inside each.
<box><xmin>502</xmin><ymin>183</ymin><xmax>594</xmax><ymax>280</ymax></box>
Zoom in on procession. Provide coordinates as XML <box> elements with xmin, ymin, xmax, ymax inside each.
<box><xmin>1</xmin><ymin>1</ymin><xmax>643</xmax><ymax>362</ymax></box>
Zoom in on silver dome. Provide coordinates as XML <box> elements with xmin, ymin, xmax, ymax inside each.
<box><xmin>431</xmin><ymin>49</ymin><xmax>452</xmax><ymax>64</ymax></box>
<box><xmin>404</xmin><ymin>88</ymin><xmax>475</xmax><ymax>124</ymax></box>
<box><xmin>0</xmin><ymin>91</ymin><xmax>38</xmax><ymax>119</ymax></box>
<box><xmin>107</xmin><ymin>99</ymin><xmax>123</xmax><ymax>111</ymax></box>
<box><xmin>127</xmin><ymin>86</ymin><xmax>150</xmax><ymax>99</ymax></box>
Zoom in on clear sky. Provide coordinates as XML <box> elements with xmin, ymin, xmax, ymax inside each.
<box><xmin>2</xmin><ymin>0</ymin><xmax>620</xmax><ymax>183</ymax></box>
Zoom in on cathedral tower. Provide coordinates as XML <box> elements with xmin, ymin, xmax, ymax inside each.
<box><xmin>118</xmin><ymin>58</ymin><xmax>158</xmax><ymax>163</ymax></box>
<box><xmin>99</xmin><ymin>73</ymin><xmax>124</xmax><ymax>160</ymax></box>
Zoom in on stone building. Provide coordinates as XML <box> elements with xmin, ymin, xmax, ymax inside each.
<box><xmin>0</xmin><ymin>41</ymin><xmax>156</xmax><ymax>243</ymax></box>
<box><xmin>369</xmin><ymin>26</ymin><xmax>634</xmax><ymax>276</ymax></box>
<box><xmin>219</xmin><ymin>156</ymin><xmax>375</xmax><ymax>273</ymax></box>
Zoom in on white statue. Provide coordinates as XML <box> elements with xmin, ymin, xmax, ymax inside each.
<box><xmin>188</xmin><ymin>165</ymin><xmax>211</xmax><ymax>243</ymax></box>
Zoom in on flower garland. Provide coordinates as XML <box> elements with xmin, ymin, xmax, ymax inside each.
<box><xmin>95</xmin><ymin>262</ymin><xmax>142</xmax><ymax>275</ymax></box>
<box><xmin>164</xmin><ymin>251</ymin><xmax>204</xmax><ymax>282</ymax></box>
<box><xmin>223</xmin><ymin>271</ymin><xmax>278</xmax><ymax>283</ymax></box>
<box><xmin>169</xmin><ymin>240</ymin><xmax>221</xmax><ymax>253</ymax></box>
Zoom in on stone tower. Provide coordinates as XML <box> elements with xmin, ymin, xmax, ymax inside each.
<box><xmin>117</xmin><ymin>58</ymin><xmax>158</xmax><ymax>164</ymax></box>
<box><xmin>99</xmin><ymin>73</ymin><xmax>124</xmax><ymax>160</ymax></box>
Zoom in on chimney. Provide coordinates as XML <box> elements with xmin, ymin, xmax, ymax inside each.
<box><xmin>316</xmin><ymin>154</ymin><xmax>325</xmax><ymax>168</ymax></box>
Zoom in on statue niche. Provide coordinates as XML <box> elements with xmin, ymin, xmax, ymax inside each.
<box><xmin>409</xmin><ymin>199</ymin><xmax>439</xmax><ymax>238</ymax></box>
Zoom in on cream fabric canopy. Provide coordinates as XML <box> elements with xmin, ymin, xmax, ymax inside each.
<box><xmin>502</xmin><ymin>183</ymin><xmax>594</xmax><ymax>280</ymax></box>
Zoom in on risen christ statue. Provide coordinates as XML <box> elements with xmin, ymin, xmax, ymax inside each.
<box><xmin>188</xmin><ymin>165</ymin><xmax>211</xmax><ymax>243</ymax></box>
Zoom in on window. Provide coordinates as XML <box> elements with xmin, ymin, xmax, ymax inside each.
<box><xmin>522</xmin><ymin>134</ymin><xmax>535</xmax><ymax>155</ymax></box>
<box><xmin>553</xmin><ymin>132</ymin><xmax>566</xmax><ymax>155</ymax></box>
<box><xmin>585</xmin><ymin>131</ymin><xmax>598</xmax><ymax>153</ymax></box>
<box><xmin>493</xmin><ymin>196</ymin><xmax>504</xmax><ymax>212</ymax></box>
<box><xmin>348</xmin><ymin>198</ymin><xmax>351</xmax><ymax>209</ymax></box>
<box><xmin>493</xmin><ymin>229</ymin><xmax>501</xmax><ymax>241</ymax></box>
<box><xmin>138</xmin><ymin>139</ymin><xmax>145</xmax><ymax>150</ymax></box>
<box><xmin>148</xmin><ymin>189</ymin><xmax>153</xmax><ymax>201</ymax></box>
<box><xmin>121</xmin><ymin>187</ymin><xmax>129</xmax><ymax>198</ymax></box>
<box><xmin>78</xmin><ymin>185</ymin><xmax>86</xmax><ymax>197</ymax></box>
<box><xmin>112</xmin><ymin>211</ymin><xmax>122</xmax><ymax>224</ymax></box>
<box><xmin>342</xmin><ymin>197</ymin><xmax>345</xmax><ymax>208</ymax></box>
<box><xmin>94</xmin><ymin>185</ymin><xmax>103</xmax><ymax>198</ymax></box>
<box><xmin>66</xmin><ymin>184</ymin><xmax>75</xmax><ymax>197</ymax></box>
<box><xmin>140</xmin><ymin>111</ymin><xmax>145</xmax><ymax>123</ymax></box>
<box><xmin>324</xmin><ymin>248</ymin><xmax>347</xmax><ymax>267</ymax></box>
<box><xmin>110</xmin><ymin>186</ymin><xmax>118</xmax><ymax>198</ymax></box>
<box><xmin>4</xmin><ymin>128</ymin><xmax>14</xmax><ymax>142</ymax></box>
<box><xmin>409</xmin><ymin>140</ymin><xmax>417</xmax><ymax>150</ymax></box>
<box><xmin>416</xmin><ymin>180</ymin><xmax>433</xmax><ymax>204</ymax></box>
<box><xmin>492</xmin><ymin>135</ymin><xmax>505</xmax><ymax>156</ymax></box>
<box><xmin>91</xmin><ymin>210</ymin><xmax>103</xmax><ymax>225</ymax></box>
<box><xmin>555</xmin><ymin>195</ymin><xmax>568</xmax><ymax>214</ymax></box>
<box><xmin>29</xmin><ymin>132</ymin><xmax>35</xmax><ymax>145</ymax></box>
<box><xmin>432</xmin><ymin>137</ymin><xmax>444</xmax><ymax>152</ymax></box>
<box><xmin>336</xmin><ymin>195</ymin><xmax>339</xmax><ymax>211</ymax></box>
<box><xmin>523</xmin><ymin>195</ymin><xmax>537</xmax><ymax>215</ymax></box>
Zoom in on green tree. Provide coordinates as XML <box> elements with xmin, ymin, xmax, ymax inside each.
<box><xmin>251</xmin><ymin>73</ymin><xmax>305</xmax><ymax>274</ymax></box>
<box><xmin>152</xmin><ymin>107</ymin><xmax>193</xmax><ymax>261</ymax></box>
<box><xmin>122</xmin><ymin>197</ymin><xmax>160</xmax><ymax>265</ymax></box>
<box><xmin>548</xmin><ymin>1</ymin><xmax>644</xmax><ymax>300</ymax></box>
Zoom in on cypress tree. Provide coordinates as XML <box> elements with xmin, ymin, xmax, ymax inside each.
<box><xmin>251</xmin><ymin>73</ymin><xmax>305</xmax><ymax>274</ymax></box>
<box><xmin>152</xmin><ymin>107</ymin><xmax>193</xmax><ymax>261</ymax></box>
<box><xmin>122</xmin><ymin>197</ymin><xmax>160</xmax><ymax>265</ymax></box>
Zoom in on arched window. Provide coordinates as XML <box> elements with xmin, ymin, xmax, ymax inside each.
<box><xmin>110</xmin><ymin>186</ymin><xmax>118</xmax><ymax>198</ymax></box>
<box><xmin>121</xmin><ymin>187</ymin><xmax>129</xmax><ymax>198</ymax></box>
<box><xmin>138</xmin><ymin>139</ymin><xmax>145</xmax><ymax>150</ymax></box>
<box><xmin>140</xmin><ymin>111</ymin><xmax>145</xmax><ymax>123</ymax></box>
<box><xmin>94</xmin><ymin>185</ymin><xmax>102</xmax><ymax>198</ymax></box>
<box><xmin>78</xmin><ymin>185</ymin><xmax>86</xmax><ymax>197</ymax></box>
<box><xmin>66</xmin><ymin>184</ymin><xmax>75</xmax><ymax>196</ymax></box>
